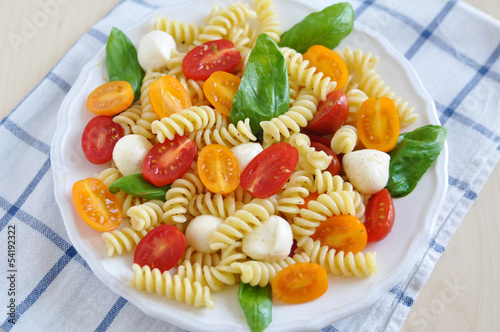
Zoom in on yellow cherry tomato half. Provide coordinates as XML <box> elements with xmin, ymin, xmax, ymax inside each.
<box><xmin>87</xmin><ymin>81</ymin><xmax>134</xmax><ymax>116</ymax></box>
<box><xmin>357</xmin><ymin>97</ymin><xmax>400</xmax><ymax>152</ymax></box>
<box><xmin>203</xmin><ymin>71</ymin><xmax>241</xmax><ymax>117</ymax></box>
<box><xmin>72</xmin><ymin>177</ymin><xmax>122</xmax><ymax>232</ymax></box>
<box><xmin>198</xmin><ymin>144</ymin><xmax>240</xmax><ymax>194</ymax></box>
<box><xmin>303</xmin><ymin>44</ymin><xmax>349</xmax><ymax>91</ymax></box>
<box><xmin>149</xmin><ymin>75</ymin><xmax>192</xmax><ymax>119</ymax></box>
<box><xmin>272</xmin><ymin>263</ymin><xmax>328</xmax><ymax>304</ymax></box>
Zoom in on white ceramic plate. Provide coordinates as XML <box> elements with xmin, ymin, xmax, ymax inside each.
<box><xmin>51</xmin><ymin>0</ymin><xmax>449</xmax><ymax>331</ymax></box>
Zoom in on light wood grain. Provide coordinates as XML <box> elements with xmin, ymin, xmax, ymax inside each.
<box><xmin>0</xmin><ymin>1</ymin><xmax>499</xmax><ymax>331</ymax></box>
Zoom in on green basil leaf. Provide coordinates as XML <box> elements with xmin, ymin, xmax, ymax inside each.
<box><xmin>279</xmin><ymin>2</ymin><xmax>355</xmax><ymax>53</ymax></box>
<box><xmin>230</xmin><ymin>33</ymin><xmax>289</xmax><ymax>135</ymax></box>
<box><xmin>387</xmin><ymin>125</ymin><xmax>447</xmax><ymax>198</ymax></box>
<box><xmin>108</xmin><ymin>174</ymin><xmax>170</xmax><ymax>201</ymax></box>
<box><xmin>238</xmin><ymin>282</ymin><xmax>272</xmax><ymax>332</ymax></box>
<box><xmin>106</xmin><ymin>27</ymin><xmax>144</xmax><ymax>100</ymax></box>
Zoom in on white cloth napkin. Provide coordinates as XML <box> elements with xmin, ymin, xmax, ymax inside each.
<box><xmin>1</xmin><ymin>0</ymin><xmax>500</xmax><ymax>331</ymax></box>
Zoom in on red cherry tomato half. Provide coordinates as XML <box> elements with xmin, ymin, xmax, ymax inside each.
<box><xmin>134</xmin><ymin>224</ymin><xmax>186</xmax><ymax>273</ymax></box>
<box><xmin>142</xmin><ymin>135</ymin><xmax>197</xmax><ymax>186</ymax></box>
<box><xmin>240</xmin><ymin>142</ymin><xmax>299</xmax><ymax>198</ymax></box>
<box><xmin>306</xmin><ymin>90</ymin><xmax>349</xmax><ymax>136</ymax></box>
<box><xmin>364</xmin><ymin>189</ymin><xmax>395</xmax><ymax>242</ymax></box>
<box><xmin>81</xmin><ymin>115</ymin><xmax>124</xmax><ymax>164</ymax></box>
<box><xmin>182</xmin><ymin>39</ymin><xmax>241</xmax><ymax>81</ymax></box>
<box><xmin>310</xmin><ymin>142</ymin><xmax>341</xmax><ymax>176</ymax></box>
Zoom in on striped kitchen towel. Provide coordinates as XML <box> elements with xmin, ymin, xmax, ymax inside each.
<box><xmin>1</xmin><ymin>0</ymin><xmax>499</xmax><ymax>331</ymax></box>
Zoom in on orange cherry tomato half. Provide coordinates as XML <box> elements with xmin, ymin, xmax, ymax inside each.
<box><xmin>364</xmin><ymin>189</ymin><xmax>395</xmax><ymax>242</ymax></box>
<box><xmin>149</xmin><ymin>75</ymin><xmax>192</xmax><ymax>119</ymax></box>
<box><xmin>87</xmin><ymin>81</ymin><xmax>134</xmax><ymax>116</ymax></box>
<box><xmin>198</xmin><ymin>144</ymin><xmax>240</xmax><ymax>194</ymax></box>
<box><xmin>357</xmin><ymin>97</ymin><xmax>400</xmax><ymax>152</ymax></box>
<box><xmin>311</xmin><ymin>215</ymin><xmax>367</xmax><ymax>254</ymax></box>
<box><xmin>142</xmin><ymin>135</ymin><xmax>197</xmax><ymax>187</ymax></box>
<box><xmin>303</xmin><ymin>44</ymin><xmax>349</xmax><ymax>91</ymax></box>
<box><xmin>272</xmin><ymin>263</ymin><xmax>328</xmax><ymax>304</ymax></box>
<box><xmin>72</xmin><ymin>177</ymin><xmax>122</xmax><ymax>232</ymax></box>
<box><xmin>134</xmin><ymin>224</ymin><xmax>186</xmax><ymax>273</ymax></box>
<box><xmin>203</xmin><ymin>71</ymin><xmax>241</xmax><ymax>116</ymax></box>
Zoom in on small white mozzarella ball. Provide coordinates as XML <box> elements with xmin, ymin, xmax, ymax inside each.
<box><xmin>112</xmin><ymin>134</ymin><xmax>153</xmax><ymax>176</ymax></box>
<box><xmin>231</xmin><ymin>143</ymin><xmax>264</xmax><ymax>173</ymax></box>
<box><xmin>342</xmin><ymin>149</ymin><xmax>390</xmax><ymax>194</ymax></box>
<box><xmin>242</xmin><ymin>215</ymin><xmax>293</xmax><ymax>262</ymax></box>
<box><xmin>137</xmin><ymin>30</ymin><xmax>176</xmax><ymax>72</ymax></box>
<box><xmin>185</xmin><ymin>215</ymin><xmax>223</xmax><ymax>253</ymax></box>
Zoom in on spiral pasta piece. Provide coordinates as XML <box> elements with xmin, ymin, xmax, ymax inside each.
<box><xmin>113</xmin><ymin>101</ymin><xmax>142</xmax><ymax>135</ymax></box>
<box><xmin>299</xmin><ymin>237</ymin><xmax>378</xmax><ymax>276</ymax></box>
<box><xmin>231</xmin><ymin>252</ymin><xmax>310</xmax><ymax>287</ymax></box>
<box><xmin>226</xmin><ymin>22</ymin><xmax>256</xmax><ymax>60</ymax></box>
<box><xmin>337</xmin><ymin>47</ymin><xmax>379</xmax><ymax>82</ymax></box>
<box><xmin>127</xmin><ymin>200</ymin><xmax>164</xmax><ymax>231</ymax></box>
<box><xmin>102</xmin><ymin>227</ymin><xmax>152</xmax><ymax>256</ymax></box>
<box><xmin>345</xmin><ymin>88</ymin><xmax>368</xmax><ymax>125</ymax></box>
<box><xmin>187</xmin><ymin>192</ymin><xmax>241</xmax><ymax>219</ymax></box>
<box><xmin>151</xmin><ymin>105</ymin><xmax>220</xmax><ymax>143</ymax></box>
<box><xmin>209</xmin><ymin>198</ymin><xmax>276</xmax><ymax>251</ymax></box>
<box><xmin>330</xmin><ymin>125</ymin><xmax>358</xmax><ymax>155</ymax></box>
<box><xmin>311</xmin><ymin>169</ymin><xmax>349</xmax><ymax>195</ymax></box>
<box><xmin>254</xmin><ymin>0</ymin><xmax>281</xmax><ymax>43</ymax></box>
<box><xmin>130</xmin><ymin>264</ymin><xmax>214</xmax><ymax>309</ymax></box>
<box><xmin>216</xmin><ymin>241</ymin><xmax>248</xmax><ymax>273</ymax></box>
<box><xmin>153</xmin><ymin>15</ymin><xmax>204</xmax><ymax>45</ymax></box>
<box><xmin>260</xmin><ymin>89</ymin><xmax>319</xmax><ymax>146</ymax></box>
<box><xmin>281</xmin><ymin>47</ymin><xmax>337</xmax><ymax>101</ymax></box>
<box><xmin>276</xmin><ymin>170</ymin><xmax>314</xmax><ymax>216</ymax></box>
<box><xmin>194</xmin><ymin>3</ymin><xmax>257</xmax><ymax>46</ymax></box>
<box><xmin>191</xmin><ymin>118</ymin><xmax>257</xmax><ymax>149</ymax></box>
<box><xmin>177</xmin><ymin>260</ymin><xmax>237</xmax><ymax>292</ymax></box>
<box><xmin>298</xmin><ymin>150</ymin><xmax>333</xmax><ymax>174</ymax></box>
<box><xmin>284</xmin><ymin>132</ymin><xmax>314</xmax><ymax>155</ymax></box>
<box><xmin>95</xmin><ymin>167</ymin><xmax>121</xmax><ymax>186</ymax></box>
<box><xmin>163</xmin><ymin>169</ymin><xmax>205</xmax><ymax>224</ymax></box>
<box><xmin>181</xmin><ymin>246</ymin><xmax>221</xmax><ymax>267</ymax></box>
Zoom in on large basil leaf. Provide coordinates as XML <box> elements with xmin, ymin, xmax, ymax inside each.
<box><xmin>106</xmin><ymin>27</ymin><xmax>144</xmax><ymax>100</ymax></box>
<box><xmin>108</xmin><ymin>174</ymin><xmax>170</xmax><ymax>201</ymax></box>
<box><xmin>279</xmin><ymin>2</ymin><xmax>355</xmax><ymax>53</ymax></box>
<box><xmin>238</xmin><ymin>282</ymin><xmax>272</xmax><ymax>332</ymax></box>
<box><xmin>230</xmin><ymin>33</ymin><xmax>289</xmax><ymax>135</ymax></box>
<box><xmin>387</xmin><ymin>125</ymin><xmax>447</xmax><ymax>198</ymax></box>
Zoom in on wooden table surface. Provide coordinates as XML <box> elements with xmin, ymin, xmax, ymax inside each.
<box><xmin>0</xmin><ymin>1</ymin><xmax>498</xmax><ymax>331</ymax></box>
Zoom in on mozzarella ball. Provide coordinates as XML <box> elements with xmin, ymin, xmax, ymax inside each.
<box><xmin>185</xmin><ymin>215</ymin><xmax>223</xmax><ymax>253</ymax></box>
<box><xmin>230</xmin><ymin>143</ymin><xmax>263</xmax><ymax>173</ymax></box>
<box><xmin>242</xmin><ymin>215</ymin><xmax>293</xmax><ymax>262</ymax></box>
<box><xmin>342</xmin><ymin>149</ymin><xmax>390</xmax><ymax>194</ymax></box>
<box><xmin>112</xmin><ymin>134</ymin><xmax>153</xmax><ymax>176</ymax></box>
<box><xmin>137</xmin><ymin>30</ymin><xmax>176</xmax><ymax>72</ymax></box>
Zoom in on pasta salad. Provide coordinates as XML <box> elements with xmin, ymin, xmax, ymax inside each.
<box><xmin>70</xmin><ymin>1</ymin><xmax>446</xmax><ymax>331</ymax></box>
